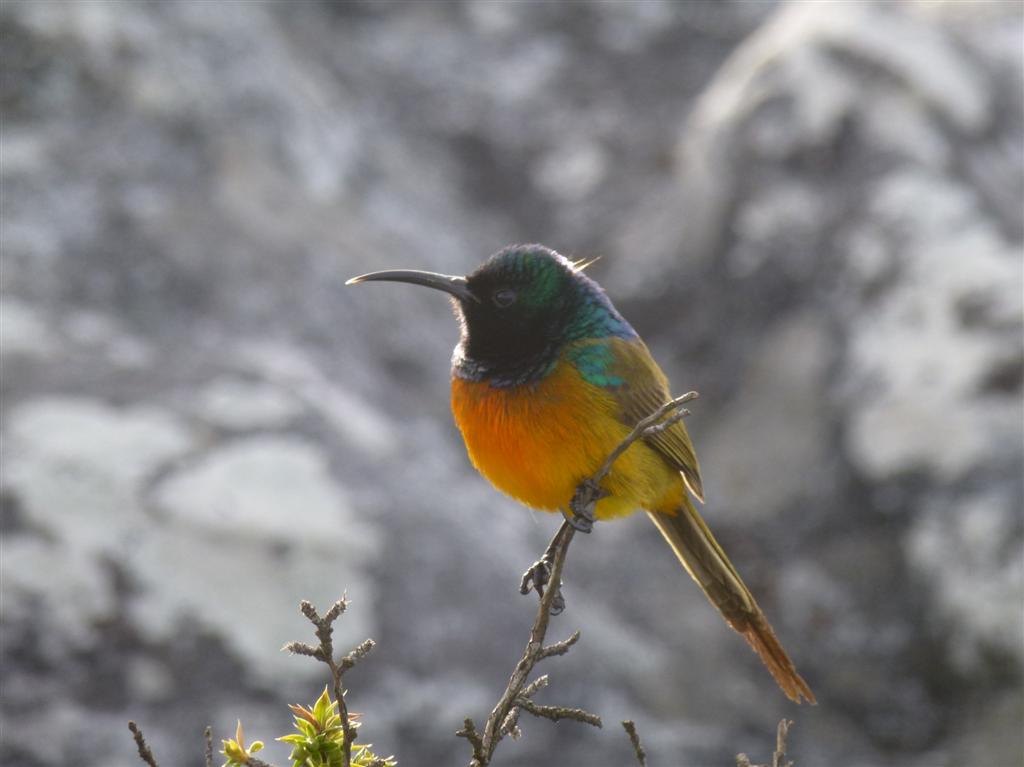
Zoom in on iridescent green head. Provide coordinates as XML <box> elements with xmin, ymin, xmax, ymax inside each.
<box><xmin>347</xmin><ymin>244</ymin><xmax>636</xmax><ymax>386</ymax></box>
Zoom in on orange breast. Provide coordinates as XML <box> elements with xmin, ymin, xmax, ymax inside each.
<box><xmin>450</xmin><ymin>360</ymin><xmax>684</xmax><ymax>519</ymax></box>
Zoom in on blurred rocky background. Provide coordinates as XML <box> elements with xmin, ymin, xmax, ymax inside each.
<box><xmin>2</xmin><ymin>1</ymin><xmax>1021</xmax><ymax>765</ymax></box>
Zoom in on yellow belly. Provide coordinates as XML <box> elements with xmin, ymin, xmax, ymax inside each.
<box><xmin>450</xmin><ymin>361</ymin><xmax>684</xmax><ymax>519</ymax></box>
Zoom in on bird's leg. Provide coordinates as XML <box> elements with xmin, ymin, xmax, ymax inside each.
<box><xmin>564</xmin><ymin>478</ymin><xmax>604</xmax><ymax>534</ymax></box>
<box><xmin>519</xmin><ymin>478</ymin><xmax>604</xmax><ymax>614</ymax></box>
<box><xmin>520</xmin><ymin>521</ymin><xmax>571</xmax><ymax>615</ymax></box>
<box><xmin>560</xmin><ymin>505</ymin><xmax>593</xmax><ymax>533</ymax></box>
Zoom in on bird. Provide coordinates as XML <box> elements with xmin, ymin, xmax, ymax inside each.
<box><xmin>346</xmin><ymin>243</ymin><xmax>815</xmax><ymax>704</ymax></box>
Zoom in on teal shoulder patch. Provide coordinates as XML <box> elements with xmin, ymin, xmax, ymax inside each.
<box><xmin>566</xmin><ymin>342</ymin><xmax>624</xmax><ymax>388</ymax></box>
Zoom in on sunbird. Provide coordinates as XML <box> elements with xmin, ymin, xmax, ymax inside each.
<box><xmin>347</xmin><ymin>244</ymin><xmax>815</xmax><ymax>704</ymax></box>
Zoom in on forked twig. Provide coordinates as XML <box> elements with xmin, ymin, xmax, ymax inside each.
<box><xmin>737</xmin><ymin>719</ymin><xmax>795</xmax><ymax>767</ymax></box>
<box><xmin>459</xmin><ymin>510</ymin><xmax>596</xmax><ymax>766</ymax></box>
<box><xmin>283</xmin><ymin>597</ymin><xmax>375</xmax><ymax>767</ymax></box>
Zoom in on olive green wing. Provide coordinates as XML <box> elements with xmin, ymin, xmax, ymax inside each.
<box><xmin>608</xmin><ymin>337</ymin><xmax>705</xmax><ymax>502</ymax></box>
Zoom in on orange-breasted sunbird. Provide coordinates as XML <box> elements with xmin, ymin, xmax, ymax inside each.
<box><xmin>347</xmin><ymin>243</ymin><xmax>815</xmax><ymax>704</ymax></box>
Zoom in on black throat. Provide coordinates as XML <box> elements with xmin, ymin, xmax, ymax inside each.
<box><xmin>451</xmin><ymin>338</ymin><xmax>560</xmax><ymax>388</ymax></box>
<box><xmin>451</xmin><ymin>293</ymin><xmax>576</xmax><ymax>387</ymax></box>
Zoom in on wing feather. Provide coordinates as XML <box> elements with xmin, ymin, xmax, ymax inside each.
<box><xmin>607</xmin><ymin>338</ymin><xmax>705</xmax><ymax>502</ymax></box>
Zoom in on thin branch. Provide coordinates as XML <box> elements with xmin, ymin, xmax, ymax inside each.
<box><xmin>129</xmin><ymin>605</ymin><xmax>377</xmax><ymax>767</ymax></box>
<box><xmin>622</xmin><ymin>720</ymin><xmax>647</xmax><ymax>767</ymax></box>
<box><xmin>459</xmin><ymin>515</ymin><xmax>598</xmax><ymax>766</ymax></box>
<box><xmin>773</xmin><ymin>719</ymin><xmax>794</xmax><ymax>767</ymax></box>
<box><xmin>737</xmin><ymin>719</ymin><xmax>795</xmax><ymax>767</ymax></box>
<box><xmin>499</xmin><ymin>706</ymin><xmax>522</xmax><ymax>740</ymax></box>
<box><xmin>205</xmin><ymin>726</ymin><xmax>214</xmax><ymax>767</ymax></box>
<box><xmin>284</xmin><ymin>596</ymin><xmax>375</xmax><ymax>767</ymax></box>
<box><xmin>537</xmin><ymin>630</ymin><xmax>580</xmax><ymax>660</ymax></box>
<box><xmin>281</xmin><ymin>641</ymin><xmax>320</xmax><ymax>658</ymax></box>
<box><xmin>340</xmin><ymin>638</ymin><xmax>376</xmax><ymax>672</ymax></box>
<box><xmin>128</xmin><ymin>719</ymin><xmax>283</xmax><ymax>767</ymax></box>
<box><xmin>593</xmin><ymin>391</ymin><xmax>698</xmax><ymax>486</ymax></box>
<box><xmin>515</xmin><ymin>697</ymin><xmax>603</xmax><ymax>728</ymax></box>
<box><xmin>519</xmin><ymin>674</ymin><xmax>549</xmax><ymax>699</ymax></box>
<box><xmin>456</xmin><ymin>718</ymin><xmax>486</xmax><ymax>762</ymax></box>
<box><xmin>128</xmin><ymin>722</ymin><xmax>160</xmax><ymax>767</ymax></box>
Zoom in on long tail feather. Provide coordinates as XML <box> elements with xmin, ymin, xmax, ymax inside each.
<box><xmin>646</xmin><ymin>499</ymin><xmax>815</xmax><ymax>704</ymax></box>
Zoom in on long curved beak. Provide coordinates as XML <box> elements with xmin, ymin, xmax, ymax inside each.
<box><xmin>345</xmin><ymin>269</ymin><xmax>477</xmax><ymax>303</ymax></box>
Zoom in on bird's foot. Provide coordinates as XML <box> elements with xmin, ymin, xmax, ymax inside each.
<box><xmin>520</xmin><ymin>555</ymin><xmax>565</xmax><ymax>615</ymax></box>
<box><xmin>561</xmin><ymin>506</ymin><xmax>593</xmax><ymax>533</ymax></box>
<box><xmin>564</xmin><ymin>479</ymin><xmax>603</xmax><ymax>533</ymax></box>
<box><xmin>519</xmin><ymin>556</ymin><xmax>551</xmax><ymax>596</ymax></box>
<box><xmin>549</xmin><ymin>588</ymin><xmax>566</xmax><ymax>615</ymax></box>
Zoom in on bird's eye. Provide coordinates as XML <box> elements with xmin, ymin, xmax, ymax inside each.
<box><xmin>492</xmin><ymin>288</ymin><xmax>517</xmax><ymax>308</ymax></box>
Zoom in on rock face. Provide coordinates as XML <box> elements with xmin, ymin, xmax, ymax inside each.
<box><xmin>2</xmin><ymin>2</ymin><xmax>1020</xmax><ymax>766</ymax></box>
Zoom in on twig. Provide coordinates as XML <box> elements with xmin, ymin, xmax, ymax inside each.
<box><xmin>566</xmin><ymin>391</ymin><xmax>698</xmax><ymax>532</ymax></box>
<box><xmin>602</xmin><ymin>391</ymin><xmax>698</xmax><ymax>480</ymax></box>
<box><xmin>622</xmin><ymin>720</ymin><xmax>647</xmax><ymax>767</ymax></box>
<box><xmin>536</xmin><ymin>630</ymin><xmax>579</xmax><ymax>659</ymax></box>
<box><xmin>456</xmin><ymin>717</ymin><xmax>486</xmax><ymax>761</ymax></box>
<box><xmin>283</xmin><ymin>596</ymin><xmax>375</xmax><ymax>767</ymax></box>
<box><xmin>129</xmin><ymin>607</ymin><xmax>374</xmax><ymax>767</ymax></box>
<box><xmin>128</xmin><ymin>722</ymin><xmax>160</xmax><ymax>767</ymax></box>
<box><xmin>128</xmin><ymin>719</ymin><xmax>282</xmax><ymax>767</ymax></box>
<box><xmin>461</xmin><ymin>514</ymin><xmax>597</xmax><ymax>767</ymax></box>
<box><xmin>773</xmin><ymin>719</ymin><xmax>794</xmax><ymax>767</ymax></box>
<box><xmin>737</xmin><ymin>719</ymin><xmax>795</xmax><ymax>767</ymax></box>
<box><xmin>520</xmin><ymin>674</ymin><xmax>549</xmax><ymax>698</ymax></box>
<box><xmin>515</xmin><ymin>697</ymin><xmax>602</xmax><ymax>727</ymax></box>
<box><xmin>460</xmin><ymin>392</ymin><xmax>699</xmax><ymax>766</ymax></box>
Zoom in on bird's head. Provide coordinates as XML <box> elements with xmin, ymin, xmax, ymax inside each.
<box><xmin>347</xmin><ymin>244</ymin><xmax>634</xmax><ymax>384</ymax></box>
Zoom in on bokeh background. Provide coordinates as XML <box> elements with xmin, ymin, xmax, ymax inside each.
<box><xmin>2</xmin><ymin>1</ymin><xmax>1022</xmax><ymax>765</ymax></box>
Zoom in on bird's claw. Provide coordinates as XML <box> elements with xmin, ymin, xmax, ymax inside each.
<box><xmin>523</xmin><ymin>500</ymin><xmax>596</xmax><ymax>615</ymax></box>
<box><xmin>548</xmin><ymin>589</ymin><xmax>566</xmax><ymax>615</ymax></box>
<box><xmin>520</xmin><ymin>557</ymin><xmax>552</xmax><ymax>597</ymax></box>
<box><xmin>520</xmin><ymin>556</ymin><xmax>566</xmax><ymax>615</ymax></box>
<box><xmin>561</xmin><ymin>507</ymin><xmax>594</xmax><ymax>533</ymax></box>
<box><xmin>564</xmin><ymin>480</ymin><xmax>602</xmax><ymax>534</ymax></box>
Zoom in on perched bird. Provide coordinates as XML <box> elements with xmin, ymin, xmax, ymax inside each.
<box><xmin>347</xmin><ymin>244</ymin><xmax>815</xmax><ymax>704</ymax></box>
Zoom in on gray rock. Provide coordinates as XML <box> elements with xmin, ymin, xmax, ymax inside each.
<box><xmin>191</xmin><ymin>376</ymin><xmax>304</xmax><ymax>431</ymax></box>
<box><xmin>1</xmin><ymin>0</ymin><xmax>1020</xmax><ymax>765</ymax></box>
